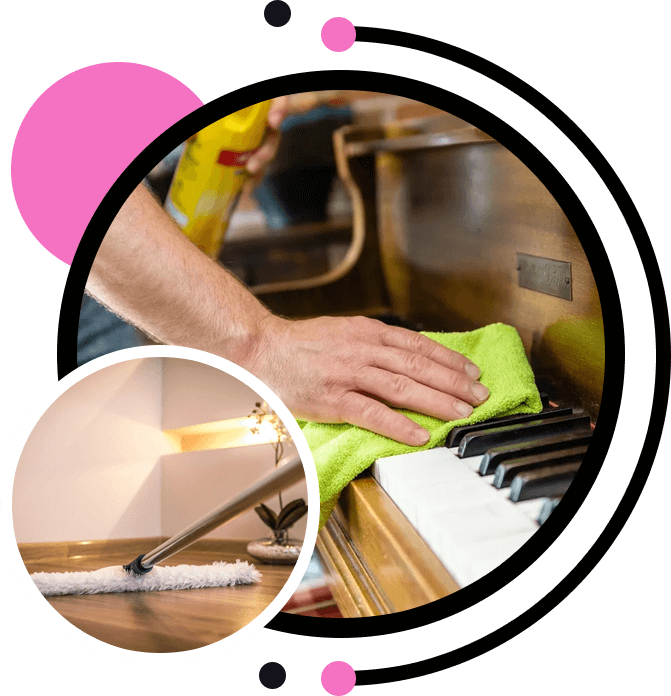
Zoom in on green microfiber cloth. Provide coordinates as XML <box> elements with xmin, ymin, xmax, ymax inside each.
<box><xmin>299</xmin><ymin>323</ymin><xmax>543</xmax><ymax>528</ymax></box>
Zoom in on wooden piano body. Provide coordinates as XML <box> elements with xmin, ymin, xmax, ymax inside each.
<box><xmin>244</xmin><ymin>113</ymin><xmax>604</xmax><ymax>616</ymax></box>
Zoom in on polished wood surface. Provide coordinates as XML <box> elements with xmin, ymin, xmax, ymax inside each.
<box><xmin>19</xmin><ymin>538</ymin><xmax>293</xmax><ymax>652</ymax></box>
<box><xmin>317</xmin><ymin>474</ymin><xmax>460</xmax><ymax>616</ymax></box>
<box><xmin>373</xmin><ymin>116</ymin><xmax>604</xmax><ymax>419</ymax></box>
<box><xmin>313</xmin><ymin>113</ymin><xmax>605</xmax><ymax>615</ymax></box>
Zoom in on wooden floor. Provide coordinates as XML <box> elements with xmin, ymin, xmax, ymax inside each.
<box><xmin>19</xmin><ymin>538</ymin><xmax>294</xmax><ymax>653</ymax></box>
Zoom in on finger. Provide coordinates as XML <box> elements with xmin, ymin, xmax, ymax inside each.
<box><xmin>246</xmin><ymin>130</ymin><xmax>281</xmax><ymax>175</ymax></box>
<box><xmin>370</xmin><ymin>346</ymin><xmax>488</xmax><ymax>406</ymax></box>
<box><xmin>268</xmin><ymin>95</ymin><xmax>289</xmax><ymax>129</ymax></box>
<box><xmin>357</xmin><ymin>366</ymin><xmax>477</xmax><ymax>421</ymax></box>
<box><xmin>339</xmin><ymin>392</ymin><xmax>430</xmax><ymax>446</ymax></box>
<box><xmin>380</xmin><ymin>326</ymin><xmax>480</xmax><ymax>379</ymax></box>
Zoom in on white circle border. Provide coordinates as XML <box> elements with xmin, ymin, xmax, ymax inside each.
<box><xmin>0</xmin><ymin>346</ymin><xmax>319</xmax><ymax>665</ymax></box>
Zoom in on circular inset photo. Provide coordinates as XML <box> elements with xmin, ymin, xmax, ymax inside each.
<box><xmin>13</xmin><ymin>351</ymin><xmax>316</xmax><ymax>652</ymax></box>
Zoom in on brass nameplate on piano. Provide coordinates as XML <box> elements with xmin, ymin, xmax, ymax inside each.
<box><xmin>517</xmin><ymin>253</ymin><xmax>572</xmax><ymax>300</ymax></box>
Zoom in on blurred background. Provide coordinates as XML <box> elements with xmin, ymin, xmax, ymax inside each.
<box><xmin>77</xmin><ymin>90</ymin><xmax>445</xmax><ymax>367</ymax></box>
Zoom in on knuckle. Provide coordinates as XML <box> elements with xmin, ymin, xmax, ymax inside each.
<box><xmin>406</xmin><ymin>331</ymin><xmax>427</xmax><ymax>353</ymax></box>
<box><xmin>388</xmin><ymin>372</ymin><xmax>411</xmax><ymax>396</ymax></box>
<box><xmin>322</xmin><ymin>365</ymin><xmax>352</xmax><ymax>402</ymax></box>
<box><xmin>328</xmin><ymin>392</ymin><xmax>349</xmax><ymax>419</ymax></box>
<box><xmin>321</xmin><ymin>372</ymin><xmax>341</xmax><ymax>395</ymax></box>
<box><xmin>404</xmin><ymin>351</ymin><xmax>429</xmax><ymax>378</ymax></box>
<box><xmin>340</xmin><ymin>392</ymin><xmax>381</xmax><ymax>426</ymax></box>
<box><xmin>381</xmin><ymin>325</ymin><xmax>403</xmax><ymax>347</ymax></box>
<box><xmin>442</xmin><ymin>368</ymin><xmax>462</xmax><ymax>391</ymax></box>
<box><xmin>357</xmin><ymin>398</ymin><xmax>382</xmax><ymax>424</ymax></box>
<box><xmin>443</xmin><ymin>370</ymin><xmax>471</xmax><ymax>397</ymax></box>
<box><xmin>352</xmin><ymin>365</ymin><xmax>374</xmax><ymax>390</ymax></box>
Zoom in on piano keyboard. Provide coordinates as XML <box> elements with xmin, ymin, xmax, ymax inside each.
<box><xmin>371</xmin><ymin>406</ymin><xmax>592</xmax><ymax>588</ymax></box>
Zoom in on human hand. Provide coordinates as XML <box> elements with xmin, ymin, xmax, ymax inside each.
<box><xmin>244</xmin><ymin>96</ymin><xmax>288</xmax><ymax>183</ymax></box>
<box><xmin>246</xmin><ymin>315</ymin><xmax>490</xmax><ymax>446</ymax></box>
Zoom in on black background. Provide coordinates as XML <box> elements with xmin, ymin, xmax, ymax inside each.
<box><xmin>3</xmin><ymin>2</ymin><xmax>669</xmax><ymax>693</ymax></box>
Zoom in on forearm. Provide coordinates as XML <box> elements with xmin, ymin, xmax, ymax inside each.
<box><xmin>87</xmin><ymin>183</ymin><xmax>274</xmax><ymax>366</ymax></box>
<box><xmin>87</xmin><ymin>184</ymin><xmax>488</xmax><ymax>446</ymax></box>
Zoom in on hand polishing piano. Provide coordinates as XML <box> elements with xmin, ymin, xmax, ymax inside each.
<box><xmin>254</xmin><ymin>111</ymin><xmax>603</xmax><ymax>617</ymax></box>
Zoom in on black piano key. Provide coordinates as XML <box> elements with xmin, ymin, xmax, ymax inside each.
<box><xmin>539</xmin><ymin>392</ymin><xmax>550</xmax><ymax>408</ymax></box>
<box><xmin>537</xmin><ymin>497</ymin><xmax>562</xmax><ymax>525</ymax></box>
<box><xmin>509</xmin><ymin>462</ymin><xmax>581</xmax><ymax>502</ymax></box>
<box><xmin>478</xmin><ymin>430</ymin><xmax>593</xmax><ymax>475</ymax></box>
<box><xmin>493</xmin><ymin>446</ymin><xmax>587</xmax><ymax>488</ymax></box>
<box><xmin>446</xmin><ymin>407</ymin><xmax>573</xmax><ymax>448</ymax></box>
<box><xmin>457</xmin><ymin>413</ymin><xmax>590</xmax><ymax>457</ymax></box>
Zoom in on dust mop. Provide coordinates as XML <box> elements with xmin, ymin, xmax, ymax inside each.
<box><xmin>31</xmin><ymin>455</ymin><xmax>304</xmax><ymax>596</ymax></box>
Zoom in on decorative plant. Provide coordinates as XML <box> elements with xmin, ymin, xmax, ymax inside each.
<box><xmin>249</xmin><ymin>402</ymin><xmax>308</xmax><ymax>544</ymax></box>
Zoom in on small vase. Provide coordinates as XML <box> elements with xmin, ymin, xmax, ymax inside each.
<box><xmin>247</xmin><ymin>529</ymin><xmax>302</xmax><ymax>565</ymax></box>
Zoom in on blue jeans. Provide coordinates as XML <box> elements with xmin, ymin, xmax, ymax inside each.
<box><xmin>77</xmin><ymin>295</ymin><xmax>145</xmax><ymax>367</ymax></box>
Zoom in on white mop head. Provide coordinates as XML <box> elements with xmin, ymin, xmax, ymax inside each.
<box><xmin>31</xmin><ymin>560</ymin><xmax>262</xmax><ymax>596</ymax></box>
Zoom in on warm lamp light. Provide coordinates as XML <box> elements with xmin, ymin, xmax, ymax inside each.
<box><xmin>163</xmin><ymin>412</ymin><xmax>283</xmax><ymax>453</ymax></box>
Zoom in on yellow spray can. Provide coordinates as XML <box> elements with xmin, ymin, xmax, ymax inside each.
<box><xmin>165</xmin><ymin>100</ymin><xmax>272</xmax><ymax>256</ymax></box>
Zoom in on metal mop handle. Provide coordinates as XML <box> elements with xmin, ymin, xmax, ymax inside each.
<box><xmin>124</xmin><ymin>455</ymin><xmax>304</xmax><ymax>575</ymax></box>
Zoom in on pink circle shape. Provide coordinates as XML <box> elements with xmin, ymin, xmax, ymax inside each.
<box><xmin>11</xmin><ymin>63</ymin><xmax>203</xmax><ymax>264</ymax></box>
<box><xmin>321</xmin><ymin>661</ymin><xmax>356</xmax><ymax>695</ymax></box>
<box><xmin>321</xmin><ymin>17</ymin><xmax>356</xmax><ymax>52</ymax></box>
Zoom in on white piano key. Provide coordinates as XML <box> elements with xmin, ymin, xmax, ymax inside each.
<box><xmin>401</xmin><ymin>479</ymin><xmax>502</xmax><ymax>528</ymax></box>
<box><xmin>373</xmin><ymin>450</ymin><xmax>493</xmax><ymax>511</ymax></box>
<box><xmin>515</xmin><ymin>498</ymin><xmax>546</xmax><ymax>523</ymax></box>
<box><xmin>417</xmin><ymin>500</ymin><xmax>538</xmax><ymax>585</ymax></box>
<box><xmin>452</xmin><ymin>465</ymin><xmax>545</xmax><ymax>520</ymax></box>
<box><xmin>444</xmin><ymin>446</ymin><xmax>484</xmax><ymax>471</ymax></box>
<box><xmin>418</xmin><ymin>496</ymin><xmax>538</xmax><ymax>546</ymax></box>
<box><xmin>372</xmin><ymin>448</ymin><xmax>481</xmax><ymax>522</ymax></box>
<box><xmin>372</xmin><ymin>445</ymin><xmax>542</xmax><ymax>587</ymax></box>
<box><xmin>372</xmin><ymin>447</ymin><xmax>472</xmax><ymax>493</ymax></box>
<box><xmin>438</xmin><ymin>531</ymin><xmax>537</xmax><ymax>587</ymax></box>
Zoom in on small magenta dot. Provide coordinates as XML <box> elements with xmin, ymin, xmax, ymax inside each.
<box><xmin>321</xmin><ymin>17</ymin><xmax>356</xmax><ymax>52</ymax></box>
<box><xmin>321</xmin><ymin>661</ymin><xmax>356</xmax><ymax>695</ymax></box>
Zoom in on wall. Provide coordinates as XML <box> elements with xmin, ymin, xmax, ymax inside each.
<box><xmin>160</xmin><ymin>358</ymin><xmax>308</xmax><ymax>541</ymax></box>
<box><xmin>162</xmin><ymin>357</ymin><xmax>261</xmax><ymax>429</ymax></box>
<box><xmin>13</xmin><ymin>357</ymin><xmax>308</xmax><ymax>544</ymax></box>
<box><xmin>160</xmin><ymin>441</ymin><xmax>308</xmax><ymax>541</ymax></box>
<box><xmin>13</xmin><ymin>359</ymin><xmax>170</xmax><ymax>543</ymax></box>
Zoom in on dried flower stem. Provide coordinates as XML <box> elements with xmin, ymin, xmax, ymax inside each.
<box><xmin>248</xmin><ymin>401</ymin><xmax>292</xmax><ymax>512</ymax></box>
